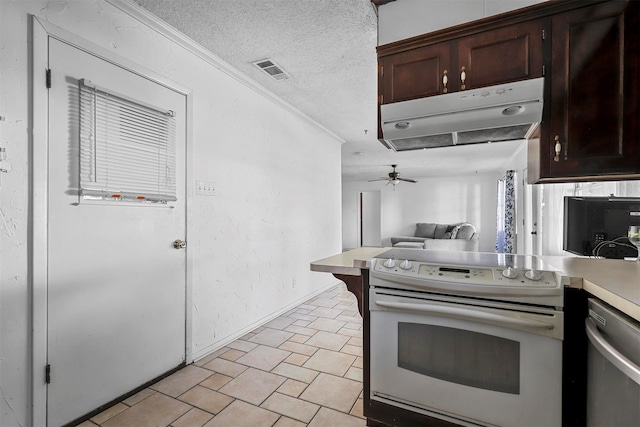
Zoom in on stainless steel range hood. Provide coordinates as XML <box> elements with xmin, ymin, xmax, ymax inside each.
<box><xmin>380</xmin><ymin>77</ymin><xmax>544</xmax><ymax>151</ymax></box>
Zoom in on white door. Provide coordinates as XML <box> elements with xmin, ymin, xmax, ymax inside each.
<box><xmin>46</xmin><ymin>38</ymin><xmax>187</xmax><ymax>426</ymax></box>
<box><xmin>361</xmin><ymin>191</ymin><xmax>382</xmax><ymax>247</ymax></box>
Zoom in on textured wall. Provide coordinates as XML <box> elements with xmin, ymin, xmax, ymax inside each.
<box><xmin>0</xmin><ymin>2</ymin><xmax>342</xmax><ymax>425</ymax></box>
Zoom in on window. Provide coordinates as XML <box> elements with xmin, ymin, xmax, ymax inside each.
<box><xmin>78</xmin><ymin>79</ymin><xmax>177</xmax><ymax>204</ymax></box>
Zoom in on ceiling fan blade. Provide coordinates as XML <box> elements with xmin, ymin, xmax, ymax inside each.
<box><xmin>399</xmin><ymin>178</ymin><xmax>418</xmax><ymax>183</ymax></box>
<box><xmin>368</xmin><ymin>178</ymin><xmax>390</xmax><ymax>182</ymax></box>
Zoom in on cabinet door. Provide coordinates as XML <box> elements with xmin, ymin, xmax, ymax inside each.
<box><xmin>547</xmin><ymin>0</ymin><xmax>639</xmax><ymax>178</ymax></box>
<box><xmin>380</xmin><ymin>43</ymin><xmax>451</xmax><ymax>104</ymax></box>
<box><xmin>457</xmin><ymin>20</ymin><xmax>546</xmax><ymax>91</ymax></box>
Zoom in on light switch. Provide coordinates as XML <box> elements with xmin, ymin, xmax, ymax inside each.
<box><xmin>196</xmin><ymin>180</ymin><xmax>215</xmax><ymax>196</ymax></box>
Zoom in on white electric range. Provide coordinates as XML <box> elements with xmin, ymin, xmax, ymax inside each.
<box><xmin>367</xmin><ymin>249</ymin><xmax>568</xmax><ymax>426</ymax></box>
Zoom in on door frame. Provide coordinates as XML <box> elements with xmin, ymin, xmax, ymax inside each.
<box><xmin>31</xmin><ymin>16</ymin><xmax>194</xmax><ymax>425</ymax></box>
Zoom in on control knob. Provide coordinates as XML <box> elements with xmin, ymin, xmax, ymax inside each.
<box><xmin>525</xmin><ymin>269</ymin><xmax>543</xmax><ymax>281</ymax></box>
<box><xmin>383</xmin><ymin>258</ymin><xmax>396</xmax><ymax>268</ymax></box>
<box><xmin>399</xmin><ymin>259</ymin><xmax>412</xmax><ymax>270</ymax></box>
<box><xmin>502</xmin><ymin>267</ymin><xmax>519</xmax><ymax>279</ymax></box>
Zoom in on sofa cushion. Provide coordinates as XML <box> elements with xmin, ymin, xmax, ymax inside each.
<box><xmin>414</xmin><ymin>223</ymin><xmax>436</xmax><ymax>238</ymax></box>
<box><xmin>434</xmin><ymin>224</ymin><xmax>449</xmax><ymax>239</ymax></box>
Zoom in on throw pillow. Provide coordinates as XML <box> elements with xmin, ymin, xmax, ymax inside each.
<box><xmin>450</xmin><ymin>224</ymin><xmax>463</xmax><ymax>239</ymax></box>
<box><xmin>415</xmin><ymin>223</ymin><xmax>436</xmax><ymax>238</ymax></box>
<box><xmin>434</xmin><ymin>224</ymin><xmax>449</xmax><ymax>239</ymax></box>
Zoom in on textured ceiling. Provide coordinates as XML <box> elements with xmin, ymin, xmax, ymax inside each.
<box><xmin>132</xmin><ymin>0</ymin><xmax>525</xmax><ymax>182</ymax></box>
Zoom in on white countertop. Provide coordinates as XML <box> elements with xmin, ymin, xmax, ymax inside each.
<box><xmin>541</xmin><ymin>255</ymin><xmax>640</xmax><ymax>322</ymax></box>
<box><xmin>310</xmin><ymin>247</ymin><xmax>388</xmax><ymax>275</ymax></box>
<box><xmin>311</xmin><ymin>248</ymin><xmax>640</xmax><ymax>322</ymax></box>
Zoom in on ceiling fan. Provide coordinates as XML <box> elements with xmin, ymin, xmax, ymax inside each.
<box><xmin>368</xmin><ymin>164</ymin><xmax>418</xmax><ymax>188</ymax></box>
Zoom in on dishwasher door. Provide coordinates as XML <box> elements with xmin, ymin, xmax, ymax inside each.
<box><xmin>586</xmin><ymin>299</ymin><xmax>640</xmax><ymax>426</ymax></box>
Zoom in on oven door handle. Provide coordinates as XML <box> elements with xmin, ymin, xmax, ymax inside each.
<box><xmin>586</xmin><ymin>318</ymin><xmax>640</xmax><ymax>385</ymax></box>
<box><xmin>374</xmin><ymin>300</ymin><xmax>556</xmax><ymax>331</ymax></box>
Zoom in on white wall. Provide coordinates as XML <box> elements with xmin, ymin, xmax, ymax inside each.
<box><xmin>0</xmin><ymin>2</ymin><xmax>342</xmax><ymax>426</ymax></box>
<box><xmin>343</xmin><ymin>172</ymin><xmax>501</xmax><ymax>252</ymax></box>
<box><xmin>377</xmin><ymin>0</ymin><xmax>547</xmax><ymax>45</ymax></box>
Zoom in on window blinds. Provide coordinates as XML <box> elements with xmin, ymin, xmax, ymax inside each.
<box><xmin>78</xmin><ymin>79</ymin><xmax>177</xmax><ymax>203</ymax></box>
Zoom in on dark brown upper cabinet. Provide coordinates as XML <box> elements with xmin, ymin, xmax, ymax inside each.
<box><xmin>379</xmin><ymin>43</ymin><xmax>451</xmax><ymax>104</ymax></box>
<box><xmin>378</xmin><ymin>20</ymin><xmax>546</xmax><ymax>105</ymax></box>
<box><xmin>375</xmin><ymin>0</ymin><xmax>640</xmax><ymax>183</ymax></box>
<box><xmin>456</xmin><ymin>20</ymin><xmax>545</xmax><ymax>91</ymax></box>
<box><xmin>529</xmin><ymin>0</ymin><xmax>640</xmax><ymax>182</ymax></box>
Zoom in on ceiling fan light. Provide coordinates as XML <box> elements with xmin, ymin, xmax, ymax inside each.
<box><xmin>391</xmin><ymin>179</ymin><xmax>400</xmax><ymax>185</ymax></box>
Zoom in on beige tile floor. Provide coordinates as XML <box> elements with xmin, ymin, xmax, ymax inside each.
<box><xmin>79</xmin><ymin>283</ymin><xmax>365</xmax><ymax>427</ymax></box>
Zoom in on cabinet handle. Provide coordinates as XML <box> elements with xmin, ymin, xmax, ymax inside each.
<box><xmin>442</xmin><ymin>70</ymin><xmax>448</xmax><ymax>93</ymax></box>
<box><xmin>554</xmin><ymin>135</ymin><xmax>561</xmax><ymax>162</ymax></box>
<box><xmin>460</xmin><ymin>66</ymin><xmax>467</xmax><ymax>90</ymax></box>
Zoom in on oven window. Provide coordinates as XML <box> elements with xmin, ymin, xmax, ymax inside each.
<box><xmin>398</xmin><ymin>322</ymin><xmax>520</xmax><ymax>394</ymax></box>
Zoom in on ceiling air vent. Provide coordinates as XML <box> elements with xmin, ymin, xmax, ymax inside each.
<box><xmin>252</xmin><ymin>58</ymin><xmax>289</xmax><ymax>81</ymax></box>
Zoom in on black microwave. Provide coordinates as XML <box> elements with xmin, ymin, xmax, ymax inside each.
<box><xmin>563</xmin><ymin>196</ymin><xmax>640</xmax><ymax>259</ymax></box>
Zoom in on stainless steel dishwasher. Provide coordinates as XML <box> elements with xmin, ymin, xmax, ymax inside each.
<box><xmin>586</xmin><ymin>299</ymin><xmax>640</xmax><ymax>426</ymax></box>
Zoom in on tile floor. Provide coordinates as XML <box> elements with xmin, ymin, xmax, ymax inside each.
<box><xmin>79</xmin><ymin>283</ymin><xmax>366</xmax><ymax>427</ymax></box>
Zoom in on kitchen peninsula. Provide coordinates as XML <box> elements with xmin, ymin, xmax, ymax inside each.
<box><xmin>311</xmin><ymin>248</ymin><xmax>640</xmax><ymax>321</ymax></box>
<box><xmin>311</xmin><ymin>248</ymin><xmax>640</xmax><ymax>426</ymax></box>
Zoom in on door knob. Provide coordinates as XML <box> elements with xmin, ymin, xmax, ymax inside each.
<box><xmin>173</xmin><ymin>239</ymin><xmax>187</xmax><ymax>249</ymax></box>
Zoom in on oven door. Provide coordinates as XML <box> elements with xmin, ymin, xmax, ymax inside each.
<box><xmin>369</xmin><ymin>288</ymin><xmax>563</xmax><ymax>427</ymax></box>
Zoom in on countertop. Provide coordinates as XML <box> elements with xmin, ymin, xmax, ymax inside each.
<box><xmin>310</xmin><ymin>247</ymin><xmax>388</xmax><ymax>275</ymax></box>
<box><xmin>311</xmin><ymin>248</ymin><xmax>640</xmax><ymax>322</ymax></box>
<box><xmin>541</xmin><ymin>255</ymin><xmax>640</xmax><ymax>322</ymax></box>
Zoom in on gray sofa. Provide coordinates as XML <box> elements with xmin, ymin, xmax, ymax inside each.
<box><xmin>390</xmin><ymin>222</ymin><xmax>479</xmax><ymax>252</ymax></box>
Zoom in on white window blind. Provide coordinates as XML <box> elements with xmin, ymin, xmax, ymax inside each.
<box><xmin>79</xmin><ymin>79</ymin><xmax>177</xmax><ymax>203</ymax></box>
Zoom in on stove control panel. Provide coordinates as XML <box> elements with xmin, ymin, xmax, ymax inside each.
<box><xmin>372</xmin><ymin>258</ymin><xmax>559</xmax><ymax>288</ymax></box>
<box><xmin>418</xmin><ymin>264</ymin><xmax>493</xmax><ymax>281</ymax></box>
<box><xmin>370</xmin><ymin>258</ymin><xmax>565</xmax><ymax>307</ymax></box>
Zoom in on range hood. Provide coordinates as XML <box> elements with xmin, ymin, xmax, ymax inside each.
<box><xmin>380</xmin><ymin>77</ymin><xmax>544</xmax><ymax>151</ymax></box>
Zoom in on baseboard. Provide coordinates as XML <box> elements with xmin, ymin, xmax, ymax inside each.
<box><xmin>191</xmin><ymin>279</ymin><xmax>343</xmax><ymax>362</ymax></box>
